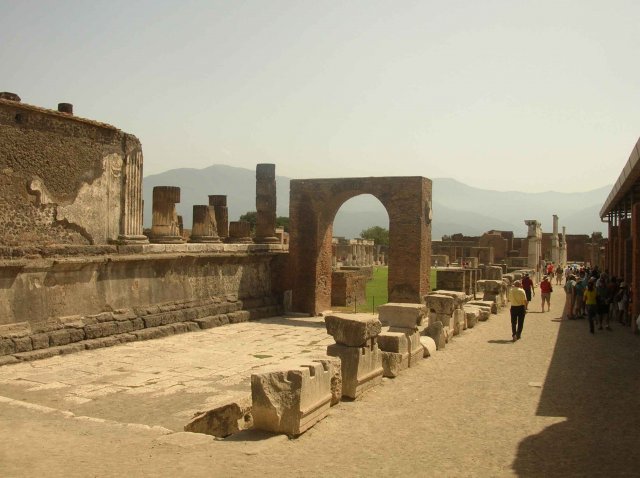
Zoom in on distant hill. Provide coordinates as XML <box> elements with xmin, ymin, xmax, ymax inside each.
<box><xmin>143</xmin><ymin>165</ymin><xmax>610</xmax><ymax>239</ymax></box>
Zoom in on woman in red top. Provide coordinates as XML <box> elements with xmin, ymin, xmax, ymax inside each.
<box><xmin>540</xmin><ymin>276</ymin><xmax>553</xmax><ymax>312</ymax></box>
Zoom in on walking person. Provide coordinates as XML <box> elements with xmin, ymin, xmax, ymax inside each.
<box><xmin>521</xmin><ymin>273</ymin><xmax>535</xmax><ymax>305</ymax></box>
<box><xmin>584</xmin><ymin>277</ymin><xmax>598</xmax><ymax>334</ymax></box>
<box><xmin>615</xmin><ymin>281</ymin><xmax>630</xmax><ymax>326</ymax></box>
<box><xmin>563</xmin><ymin>274</ymin><xmax>576</xmax><ymax>319</ymax></box>
<box><xmin>595</xmin><ymin>275</ymin><xmax>611</xmax><ymax>331</ymax></box>
<box><xmin>555</xmin><ymin>267</ymin><xmax>563</xmax><ymax>285</ymax></box>
<box><xmin>540</xmin><ymin>275</ymin><xmax>553</xmax><ymax>312</ymax></box>
<box><xmin>509</xmin><ymin>280</ymin><xmax>528</xmax><ymax>341</ymax></box>
<box><xmin>574</xmin><ymin>271</ymin><xmax>586</xmax><ymax>318</ymax></box>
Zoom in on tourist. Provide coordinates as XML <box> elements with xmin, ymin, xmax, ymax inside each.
<box><xmin>522</xmin><ymin>273</ymin><xmax>535</xmax><ymax>304</ymax></box>
<box><xmin>574</xmin><ymin>271</ymin><xmax>586</xmax><ymax>318</ymax></box>
<box><xmin>615</xmin><ymin>281</ymin><xmax>630</xmax><ymax>326</ymax></box>
<box><xmin>584</xmin><ymin>277</ymin><xmax>598</xmax><ymax>334</ymax></box>
<box><xmin>595</xmin><ymin>275</ymin><xmax>611</xmax><ymax>331</ymax></box>
<box><xmin>563</xmin><ymin>274</ymin><xmax>576</xmax><ymax>319</ymax></box>
<box><xmin>509</xmin><ymin>280</ymin><xmax>528</xmax><ymax>341</ymax></box>
<box><xmin>540</xmin><ymin>275</ymin><xmax>553</xmax><ymax>312</ymax></box>
<box><xmin>555</xmin><ymin>267</ymin><xmax>563</xmax><ymax>285</ymax></box>
<box><xmin>546</xmin><ymin>262</ymin><xmax>554</xmax><ymax>278</ymax></box>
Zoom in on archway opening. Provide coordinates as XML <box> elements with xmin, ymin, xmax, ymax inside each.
<box><xmin>331</xmin><ymin>194</ymin><xmax>389</xmax><ymax>313</ymax></box>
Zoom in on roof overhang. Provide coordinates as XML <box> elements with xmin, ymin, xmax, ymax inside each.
<box><xmin>600</xmin><ymin>137</ymin><xmax>640</xmax><ymax>220</ymax></box>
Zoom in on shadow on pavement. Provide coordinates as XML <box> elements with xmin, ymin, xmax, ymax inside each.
<box><xmin>487</xmin><ymin>339</ymin><xmax>514</xmax><ymax>345</ymax></box>
<box><xmin>512</xmin><ymin>318</ymin><xmax>640</xmax><ymax>476</ymax></box>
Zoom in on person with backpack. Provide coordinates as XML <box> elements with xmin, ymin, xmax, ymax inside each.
<box><xmin>584</xmin><ymin>277</ymin><xmax>598</xmax><ymax>334</ymax></box>
<box><xmin>573</xmin><ymin>271</ymin><xmax>587</xmax><ymax>318</ymax></box>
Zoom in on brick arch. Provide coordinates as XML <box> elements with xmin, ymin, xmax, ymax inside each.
<box><xmin>288</xmin><ymin>177</ymin><xmax>432</xmax><ymax>314</ymax></box>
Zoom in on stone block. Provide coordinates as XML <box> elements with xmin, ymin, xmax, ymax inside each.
<box><xmin>142</xmin><ymin>314</ymin><xmax>163</xmax><ymax>328</ymax></box>
<box><xmin>468</xmin><ymin>300</ymin><xmax>498</xmax><ymax>314</ymax></box>
<box><xmin>186</xmin><ymin>322</ymin><xmax>201</xmax><ymax>332</ymax></box>
<box><xmin>184</xmin><ymin>396</ymin><xmax>253</xmax><ymax>438</ymax></box>
<box><xmin>0</xmin><ymin>338</ymin><xmax>16</xmax><ymax>355</ymax></box>
<box><xmin>131</xmin><ymin>317</ymin><xmax>145</xmax><ymax>330</ymax></box>
<box><xmin>15</xmin><ymin>347</ymin><xmax>61</xmax><ymax>361</ymax></box>
<box><xmin>326</xmin><ymin>341</ymin><xmax>383</xmax><ymax>399</ymax></box>
<box><xmin>463</xmin><ymin>308</ymin><xmax>479</xmax><ymax>328</ymax></box>
<box><xmin>227</xmin><ymin>311</ymin><xmax>250</xmax><ymax>324</ymax></box>
<box><xmin>324</xmin><ymin>313</ymin><xmax>381</xmax><ymax>347</ymax></box>
<box><xmin>377</xmin><ymin>331</ymin><xmax>409</xmax><ymax>354</ymax></box>
<box><xmin>424</xmin><ymin>294</ymin><xmax>455</xmax><ymax>315</ymax></box>
<box><xmin>425</xmin><ymin>321</ymin><xmax>445</xmax><ymax>350</ymax></box>
<box><xmin>252</xmin><ymin>361</ymin><xmax>333</xmax><ymax>436</ymax></box>
<box><xmin>420</xmin><ymin>336</ymin><xmax>437</xmax><ymax>357</ymax></box>
<box><xmin>377</xmin><ymin>303</ymin><xmax>426</xmax><ymax>328</ymax></box>
<box><xmin>432</xmin><ymin>312</ymin><xmax>453</xmax><ymax>328</ymax></box>
<box><xmin>380</xmin><ymin>351</ymin><xmax>407</xmax><ymax>378</ymax></box>
<box><xmin>452</xmin><ymin>309</ymin><xmax>466</xmax><ymax>335</ymax></box>
<box><xmin>12</xmin><ymin>336</ymin><xmax>33</xmax><ymax>353</ymax></box>
<box><xmin>49</xmin><ymin>329</ymin><xmax>71</xmax><ymax>346</ymax></box>
<box><xmin>430</xmin><ymin>290</ymin><xmax>468</xmax><ymax>309</ymax></box>
<box><xmin>31</xmin><ymin>333</ymin><xmax>50</xmax><ymax>350</ymax></box>
<box><xmin>0</xmin><ymin>322</ymin><xmax>31</xmax><ymax>339</ymax></box>
<box><xmin>0</xmin><ymin>355</ymin><xmax>19</xmax><ymax>366</ymax></box>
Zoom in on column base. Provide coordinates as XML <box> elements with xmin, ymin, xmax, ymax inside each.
<box><xmin>150</xmin><ymin>235</ymin><xmax>185</xmax><ymax>244</ymax></box>
<box><xmin>115</xmin><ymin>235</ymin><xmax>149</xmax><ymax>245</ymax></box>
<box><xmin>189</xmin><ymin>236</ymin><xmax>222</xmax><ymax>243</ymax></box>
<box><xmin>225</xmin><ymin>237</ymin><xmax>253</xmax><ymax>244</ymax></box>
<box><xmin>254</xmin><ymin>236</ymin><xmax>280</xmax><ymax>244</ymax></box>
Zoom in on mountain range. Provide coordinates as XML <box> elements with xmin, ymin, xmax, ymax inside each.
<box><xmin>143</xmin><ymin>165</ymin><xmax>610</xmax><ymax>239</ymax></box>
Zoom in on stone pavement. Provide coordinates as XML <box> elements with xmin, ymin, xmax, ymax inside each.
<box><xmin>1</xmin><ymin>295</ymin><xmax>639</xmax><ymax>477</ymax></box>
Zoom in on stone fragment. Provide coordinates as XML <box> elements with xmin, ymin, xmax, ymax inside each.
<box><xmin>420</xmin><ymin>336</ymin><xmax>437</xmax><ymax>357</ymax></box>
<box><xmin>31</xmin><ymin>333</ymin><xmax>50</xmax><ymax>350</ymax></box>
<box><xmin>184</xmin><ymin>396</ymin><xmax>253</xmax><ymax>438</ymax></box>
<box><xmin>425</xmin><ymin>321</ymin><xmax>445</xmax><ymax>350</ymax></box>
<box><xmin>424</xmin><ymin>294</ymin><xmax>455</xmax><ymax>315</ymax></box>
<box><xmin>48</xmin><ymin>329</ymin><xmax>71</xmax><ymax>346</ymax></box>
<box><xmin>326</xmin><ymin>340</ymin><xmax>383</xmax><ymax>399</ymax></box>
<box><xmin>0</xmin><ymin>338</ymin><xmax>16</xmax><ymax>355</ymax></box>
<box><xmin>12</xmin><ymin>336</ymin><xmax>32</xmax><ymax>353</ymax></box>
<box><xmin>380</xmin><ymin>351</ymin><xmax>406</xmax><ymax>378</ymax></box>
<box><xmin>468</xmin><ymin>300</ymin><xmax>498</xmax><ymax>314</ymax></box>
<box><xmin>251</xmin><ymin>361</ymin><xmax>333</xmax><ymax>436</ymax></box>
<box><xmin>377</xmin><ymin>303</ymin><xmax>426</xmax><ymax>328</ymax></box>
<box><xmin>312</xmin><ymin>357</ymin><xmax>342</xmax><ymax>406</ymax></box>
<box><xmin>377</xmin><ymin>331</ymin><xmax>409</xmax><ymax>353</ymax></box>
<box><xmin>452</xmin><ymin>309</ymin><xmax>466</xmax><ymax>335</ymax></box>
<box><xmin>227</xmin><ymin>311</ymin><xmax>250</xmax><ymax>324</ymax></box>
<box><xmin>463</xmin><ymin>308</ymin><xmax>480</xmax><ymax>328</ymax></box>
<box><xmin>430</xmin><ymin>290</ymin><xmax>468</xmax><ymax>309</ymax></box>
<box><xmin>324</xmin><ymin>313</ymin><xmax>381</xmax><ymax>347</ymax></box>
<box><xmin>0</xmin><ymin>322</ymin><xmax>31</xmax><ymax>339</ymax></box>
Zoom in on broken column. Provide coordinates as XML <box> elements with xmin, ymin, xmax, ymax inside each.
<box><xmin>376</xmin><ymin>303</ymin><xmax>426</xmax><ymax>377</ymax></box>
<box><xmin>190</xmin><ymin>205</ymin><xmax>221</xmax><ymax>243</ymax></box>
<box><xmin>208</xmin><ymin>195</ymin><xmax>229</xmax><ymax>240</ymax></box>
<box><xmin>117</xmin><ymin>141</ymin><xmax>148</xmax><ymax>244</ymax></box>
<box><xmin>251</xmin><ymin>360</ymin><xmax>334</xmax><ymax>436</ymax></box>
<box><xmin>525</xmin><ymin>220</ymin><xmax>542</xmax><ymax>278</ymax></box>
<box><xmin>227</xmin><ymin>221</ymin><xmax>252</xmax><ymax>243</ymax></box>
<box><xmin>150</xmin><ymin>186</ymin><xmax>184</xmax><ymax>243</ymax></box>
<box><xmin>325</xmin><ymin>313</ymin><xmax>383</xmax><ymax>399</ymax></box>
<box><xmin>551</xmin><ymin>214</ymin><xmax>560</xmax><ymax>265</ymax></box>
<box><xmin>254</xmin><ymin>163</ymin><xmax>278</xmax><ymax>243</ymax></box>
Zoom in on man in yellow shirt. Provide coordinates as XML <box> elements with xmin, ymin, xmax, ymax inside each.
<box><xmin>509</xmin><ymin>280</ymin><xmax>529</xmax><ymax>341</ymax></box>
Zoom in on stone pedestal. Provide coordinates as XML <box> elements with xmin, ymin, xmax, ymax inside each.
<box><xmin>254</xmin><ymin>163</ymin><xmax>278</xmax><ymax>243</ymax></box>
<box><xmin>190</xmin><ymin>205</ymin><xmax>221</xmax><ymax>243</ymax></box>
<box><xmin>227</xmin><ymin>221</ymin><xmax>252</xmax><ymax>244</ymax></box>
<box><xmin>208</xmin><ymin>195</ymin><xmax>229</xmax><ymax>240</ymax></box>
<box><xmin>150</xmin><ymin>186</ymin><xmax>184</xmax><ymax>243</ymax></box>
<box><xmin>251</xmin><ymin>361</ymin><xmax>333</xmax><ymax>436</ymax></box>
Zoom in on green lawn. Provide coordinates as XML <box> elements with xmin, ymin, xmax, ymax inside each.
<box><xmin>349</xmin><ymin>266</ymin><xmax>437</xmax><ymax>313</ymax></box>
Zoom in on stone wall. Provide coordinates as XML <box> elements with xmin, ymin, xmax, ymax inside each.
<box><xmin>0</xmin><ymin>97</ymin><xmax>143</xmax><ymax>246</ymax></box>
<box><xmin>0</xmin><ymin>244</ymin><xmax>287</xmax><ymax>326</ymax></box>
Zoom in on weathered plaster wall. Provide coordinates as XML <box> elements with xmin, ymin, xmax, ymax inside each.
<box><xmin>0</xmin><ymin>99</ymin><xmax>138</xmax><ymax>245</ymax></box>
<box><xmin>0</xmin><ymin>250</ymin><xmax>285</xmax><ymax>326</ymax></box>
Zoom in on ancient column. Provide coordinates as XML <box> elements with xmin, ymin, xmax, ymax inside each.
<box><xmin>551</xmin><ymin>214</ymin><xmax>560</xmax><ymax>265</ymax></box>
<box><xmin>117</xmin><ymin>141</ymin><xmax>148</xmax><ymax>244</ymax></box>
<box><xmin>190</xmin><ymin>205</ymin><xmax>221</xmax><ymax>243</ymax></box>
<box><xmin>632</xmin><ymin>203</ymin><xmax>640</xmax><ymax>333</ymax></box>
<box><xmin>525</xmin><ymin>220</ymin><xmax>542</xmax><ymax>279</ymax></box>
<box><xmin>151</xmin><ymin>186</ymin><xmax>184</xmax><ymax>243</ymax></box>
<box><xmin>208</xmin><ymin>195</ymin><xmax>229</xmax><ymax>240</ymax></box>
<box><xmin>227</xmin><ymin>221</ymin><xmax>253</xmax><ymax>243</ymax></box>
<box><xmin>254</xmin><ymin>163</ymin><xmax>278</xmax><ymax>243</ymax></box>
<box><xmin>560</xmin><ymin>226</ymin><xmax>567</xmax><ymax>266</ymax></box>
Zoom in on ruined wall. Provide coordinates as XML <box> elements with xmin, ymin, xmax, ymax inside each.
<box><xmin>479</xmin><ymin>233</ymin><xmax>507</xmax><ymax>262</ymax></box>
<box><xmin>0</xmin><ymin>246</ymin><xmax>286</xmax><ymax>326</ymax></box>
<box><xmin>331</xmin><ymin>270</ymin><xmax>367</xmax><ymax>307</ymax></box>
<box><xmin>0</xmin><ymin>98</ymin><xmax>139</xmax><ymax>246</ymax></box>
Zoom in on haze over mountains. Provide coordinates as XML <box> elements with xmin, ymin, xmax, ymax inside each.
<box><xmin>143</xmin><ymin>165</ymin><xmax>609</xmax><ymax>239</ymax></box>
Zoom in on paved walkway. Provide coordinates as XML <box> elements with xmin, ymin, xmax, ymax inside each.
<box><xmin>1</xmin><ymin>294</ymin><xmax>639</xmax><ymax>477</ymax></box>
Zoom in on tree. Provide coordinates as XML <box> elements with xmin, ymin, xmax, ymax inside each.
<box><xmin>360</xmin><ymin>226</ymin><xmax>389</xmax><ymax>245</ymax></box>
<box><xmin>238</xmin><ymin>212</ymin><xmax>289</xmax><ymax>234</ymax></box>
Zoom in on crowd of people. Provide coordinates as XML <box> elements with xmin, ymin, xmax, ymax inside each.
<box><xmin>508</xmin><ymin>262</ymin><xmax>633</xmax><ymax>339</ymax></box>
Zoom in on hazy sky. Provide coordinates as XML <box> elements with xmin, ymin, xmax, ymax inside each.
<box><xmin>2</xmin><ymin>0</ymin><xmax>638</xmax><ymax>192</ymax></box>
